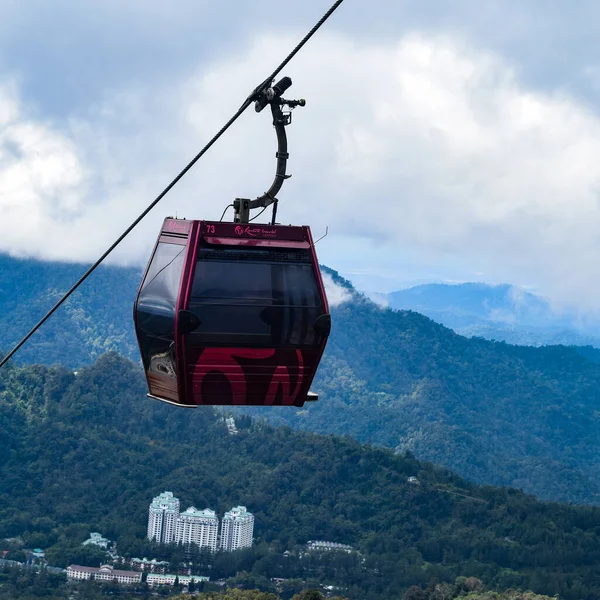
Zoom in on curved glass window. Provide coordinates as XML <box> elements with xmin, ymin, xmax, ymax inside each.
<box><xmin>136</xmin><ymin>242</ymin><xmax>186</xmax><ymax>373</ymax></box>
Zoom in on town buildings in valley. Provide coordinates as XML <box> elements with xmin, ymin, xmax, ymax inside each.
<box><xmin>147</xmin><ymin>493</ymin><xmax>254</xmax><ymax>552</ymax></box>
<box><xmin>82</xmin><ymin>532</ymin><xmax>110</xmax><ymax>549</ymax></box>
<box><xmin>176</xmin><ymin>507</ymin><xmax>219</xmax><ymax>552</ymax></box>
<box><xmin>129</xmin><ymin>557</ymin><xmax>169</xmax><ymax>573</ymax></box>
<box><xmin>66</xmin><ymin>564</ymin><xmax>142</xmax><ymax>584</ymax></box>
<box><xmin>225</xmin><ymin>417</ymin><xmax>238</xmax><ymax>435</ymax></box>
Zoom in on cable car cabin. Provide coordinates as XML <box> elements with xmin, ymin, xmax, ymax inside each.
<box><xmin>134</xmin><ymin>218</ymin><xmax>331</xmax><ymax>407</ymax></box>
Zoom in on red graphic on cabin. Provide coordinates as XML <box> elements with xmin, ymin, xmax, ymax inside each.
<box><xmin>191</xmin><ymin>347</ymin><xmax>306</xmax><ymax>406</ymax></box>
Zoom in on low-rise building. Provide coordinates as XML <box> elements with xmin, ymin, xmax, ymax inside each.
<box><xmin>225</xmin><ymin>417</ymin><xmax>238</xmax><ymax>435</ymax></box>
<box><xmin>130</xmin><ymin>557</ymin><xmax>169</xmax><ymax>573</ymax></box>
<box><xmin>306</xmin><ymin>541</ymin><xmax>353</xmax><ymax>553</ymax></box>
<box><xmin>0</xmin><ymin>558</ymin><xmax>22</xmax><ymax>568</ymax></box>
<box><xmin>66</xmin><ymin>564</ymin><xmax>142</xmax><ymax>584</ymax></box>
<box><xmin>146</xmin><ymin>573</ymin><xmax>209</xmax><ymax>587</ymax></box>
<box><xmin>82</xmin><ymin>533</ymin><xmax>110</xmax><ymax>549</ymax></box>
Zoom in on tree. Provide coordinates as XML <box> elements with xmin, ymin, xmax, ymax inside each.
<box><xmin>291</xmin><ymin>590</ymin><xmax>324</xmax><ymax>600</ymax></box>
<box><xmin>4</xmin><ymin>551</ymin><xmax>26</xmax><ymax>563</ymax></box>
<box><xmin>431</xmin><ymin>583</ymin><xmax>454</xmax><ymax>600</ymax></box>
<box><xmin>464</xmin><ymin>577</ymin><xmax>485</xmax><ymax>592</ymax></box>
<box><xmin>404</xmin><ymin>586</ymin><xmax>428</xmax><ymax>600</ymax></box>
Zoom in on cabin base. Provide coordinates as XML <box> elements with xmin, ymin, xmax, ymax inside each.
<box><xmin>147</xmin><ymin>393</ymin><xmax>198</xmax><ymax>408</ymax></box>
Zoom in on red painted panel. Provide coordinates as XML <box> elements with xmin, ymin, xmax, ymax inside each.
<box><xmin>175</xmin><ymin>221</ymin><xmax>200</xmax><ymax>402</ymax></box>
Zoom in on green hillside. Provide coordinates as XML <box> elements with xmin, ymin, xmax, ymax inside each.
<box><xmin>241</xmin><ymin>271</ymin><xmax>600</xmax><ymax>506</ymax></box>
<box><xmin>0</xmin><ymin>354</ymin><xmax>599</xmax><ymax>600</ymax></box>
<box><xmin>0</xmin><ymin>254</ymin><xmax>140</xmax><ymax>366</ymax></box>
<box><xmin>1</xmin><ymin>255</ymin><xmax>600</xmax><ymax>506</ymax></box>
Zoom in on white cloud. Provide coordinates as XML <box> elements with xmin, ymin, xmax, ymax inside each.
<box><xmin>182</xmin><ymin>32</ymin><xmax>600</xmax><ymax>311</ymax></box>
<box><xmin>0</xmin><ymin>83</ymin><xmax>88</xmax><ymax>257</ymax></box>
<box><xmin>321</xmin><ymin>272</ymin><xmax>352</xmax><ymax>307</ymax></box>
<box><xmin>0</xmin><ymin>81</ymin><xmax>192</xmax><ymax>265</ymax></box>
<box><xmin>4</xmin><ymin>30</ymin><xmax>600</xmax><ymax>312</ymax></box>
<box><xmin>365</xmin><ymin>291</ymin><xmax>390</xmax><ymax>308</ymax></box>
<box><xmin>487</xmin><ymin>308</ymin><xmax>517</xmax><ymax>325</ymax></box>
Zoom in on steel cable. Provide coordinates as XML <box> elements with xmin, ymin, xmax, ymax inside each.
<box><xmin>0</xmin><ymin>0</ymin><xmax>346</xmax><ymax>369</ymax></box>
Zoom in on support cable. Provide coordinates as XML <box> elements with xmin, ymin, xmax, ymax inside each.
<box><xmin>0</xmin><ymin>0</ymin><xmax>346</xmax><ymax>369</ymax></box>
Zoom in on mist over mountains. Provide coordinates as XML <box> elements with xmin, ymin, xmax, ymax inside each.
<box><xmin>379</xmin><ymin>282</ymin><xmax>600</xmax><ymax>348</ymax></box>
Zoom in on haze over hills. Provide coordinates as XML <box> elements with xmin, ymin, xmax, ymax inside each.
<box><xmin>379</xmin><ymin>282</ymin><xmax>600</xmax><ymax>348</ymax></box>
<box><xmin>1</xmin><ymin>254</ymin><xmax>600</xmax><ymax>506</ymax></box>
<box><xmin>0</xmin><ymin>355</ymin><xmax>599</xmax><ymax>600</ymax></box>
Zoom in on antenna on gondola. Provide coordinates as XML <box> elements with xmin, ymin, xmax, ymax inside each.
<box><xmin>233</xmin><ymin>76</ymin><xmax>305</xmax><ymax>225</ymax></box>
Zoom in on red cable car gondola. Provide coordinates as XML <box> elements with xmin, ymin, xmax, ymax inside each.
<box><xmin>133</xmin><ymin>77</ymin><xmax>331</xmax><ymax>407</ymax></box>
<box><xmin>134</xmin><ymin>218</ymin><xmax>330</xmax><ymax>407</ymax></box>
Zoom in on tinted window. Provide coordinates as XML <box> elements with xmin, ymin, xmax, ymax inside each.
<box><xmin>136</xmin><ymin>242</ymin><xmax>186</xmax><ymax>373</ymax></box>
<box><xmin>188</xmin><ymin>248</ymin><xmax>324</xmax><ymax>347</ymax></box>
<box><xmin>194</xmin><ymin>261</ymin><xmax>275</xmax><ymax>303</ymax></box>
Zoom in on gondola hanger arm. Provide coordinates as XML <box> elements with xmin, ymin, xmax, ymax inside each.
<box><xmin>233</xmin><ymin>76</ymin><xmax>306</xmax><ymax>225</ymax></box>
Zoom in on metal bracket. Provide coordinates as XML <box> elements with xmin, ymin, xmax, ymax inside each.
<box><xmin>233</xmin><ymin>76</ymin><xmax>305</xmax><ymax>224</ymax></box>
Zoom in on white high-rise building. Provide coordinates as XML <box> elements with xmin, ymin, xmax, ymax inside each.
<box><xmin>147</xmin><ymin>492</ymin><xmax>180</xmax><ymax>544</ymax></box>
<box><xmin>220</xmin><ymin>506</ymin><xmax>254</xmax><ymax>551</ymax></box>
<box><xmin>176</xmin><ymin>507</ymin><xmax>219</xmax><ymax>551</ymax></box>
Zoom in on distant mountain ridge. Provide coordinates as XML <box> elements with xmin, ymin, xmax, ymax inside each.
<box><xmin>381</xmin><ymin>282</ymin><xmax>600</xmax><ymax>347</ymax></box>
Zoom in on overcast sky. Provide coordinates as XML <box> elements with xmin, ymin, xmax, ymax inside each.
<box><xmin>2</xmin><ymin>1</ymin><xmax>600</xmax><ymax>310</ymax></box>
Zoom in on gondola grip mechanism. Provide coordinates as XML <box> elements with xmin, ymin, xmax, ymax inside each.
<box><xmin>234</xmin><ymin>76</ymin><xmax>305</xmax><ymax>224</ymax></box>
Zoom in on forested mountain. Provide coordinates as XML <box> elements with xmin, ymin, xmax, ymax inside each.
<box><xmin>1</xmin><ymin>255</ymin><xmax>600</xmax><ymax>505</ymax></box>
<box><xmin>0</xmin><ymin>254</ymin><xmax>140</xmax><ymax>366</ymax></box>
<box><xmin>382</xmin><ymin>282</ymin><xmax>600</xmax><ymax>347</ymax></box>
<box><xmin>241</xmin><ymin>272</ymin><xmax>600</xmax><ymax>506</ymax></box>
<box><xmin>1</xmin><ymin>355</ymin><xmax>599</xmax><ymax>600</ymax></box>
